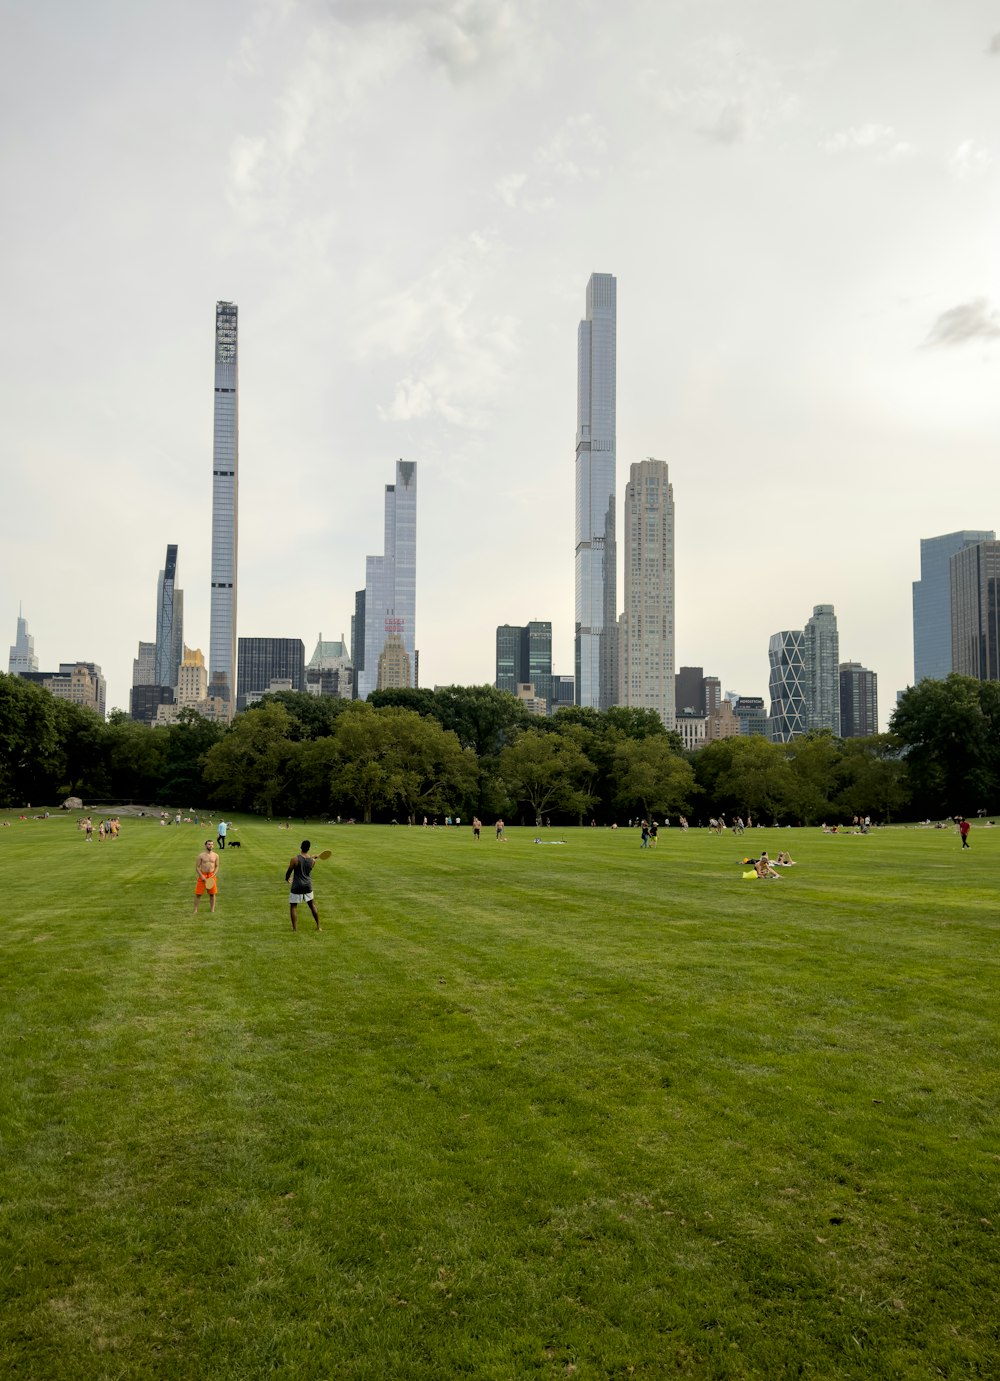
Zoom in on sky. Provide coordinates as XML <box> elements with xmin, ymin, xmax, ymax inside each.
<box><xmin>2</xmin><ymin>0</ymin><xmax>999</xmax><ymax>725</ymax></box>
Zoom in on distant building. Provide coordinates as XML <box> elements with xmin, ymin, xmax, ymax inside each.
<box><xmin>839</xmin><ymin>662</ymin><xmax>878</xmax><ymax>738</ymax></box>
<box><xmin>676</xmin><ymin>709</ymin><xmax>707</xmax><ymax>753</ymax></box>
<box><xmin>768</xmin><ymin>604</ymin><xmax>840</xmax><ymax>741</ymax></box>
<box><xmin>357</xmin><ymin>460</ymin><xmax>417</xmax><ymax>701</ymax></box>
<box><xmin>130</xmin><ymin>684</ymin><xmax>175</xmax><ymax>725</ymax></box>
<box><xmin>209</xmin><ymin>300</ymin><xmax>239</xmax><ymax>718</ymax></box>
<box><xmin>8</xmin><ymin>609</ymin><xmax>38</xmax><ymax>675</ymax></box>
<box><xmin>515</xmin><ymin>682</ymin><xmax>548</xmax><ymax>717</ymax></box>
<box><xmin>155</xmin><ymin>544</ymin><xmax>184</xmax><ymax>690</ymax></box>
<box><xmin>177</xmin><ymin>646</ymin><xmax>209</xmax><ymax>709</ymax></box>
<box><xmin>495</xmin><ymin>622</ymin><xmax>553</xmax><ymax>707</ymax></box>
<box><xmin>620</xmin><ymin>458</ymin><xmax>675</xmax><ymax>729</ymax></box>
<box><xmin>132</xmin><ymin>641</ymin><xmax>157</xmax><ymax>688</ymax></box>
<box><xmin>306</xmin><ymin>637</ymin><xmax>353</xmax><ymax>699</ymax></box>
<box><xmin>706</xmin><ymin>698</ymin><xmax>740</xmax><ymax>742</ymax></box>
<box><xmin>549</xmin><ymin>675</ymin><xmax>576</xmax><ymax>715</ymax></box>
<box><xmin>21</xmin><ymin>663</ymin><xmax>106</xmax><ymax>719</ymax></box>
<box><xmin>675</xmin><ymin>668</ymin><xmax>720</xmax><ymax>719</ymax></box>
<box><xmin>805</xmin><ymin>604</ymin><xmax>840</xmax><ymax>734</ymax></box>
<box><xmin>913</xmin><ymin>529</ymin><xmax>994</xmax><ymax>683</ymax></box>
<box><xmin>951</xmin><ymin>539</ymin><xmax>1000</xmax><ymax>681</ymax></box>
<box><xmin>237</xmin><ymin>638</ymin><xmax>306</xmax><ymax>711</ymax></box>
<box><xmin>730</xmin><ymin>695</ymin><xmax>768</xmax><ymax>737</ymax></box>
<box><xmin>575</xmin><ymin>272</ymin><xmax>618</xmax><ymax>710</ymax></box>
<box><xmin>377</xmin><ymin>633</ymin><xmax>412</xmax><ymax>691</ymax></box>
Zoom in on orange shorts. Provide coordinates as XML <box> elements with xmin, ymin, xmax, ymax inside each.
<box><xmin>195</xmin><ymin>873</ymin><xmax>218</xmax><ymax>896</ymax></box>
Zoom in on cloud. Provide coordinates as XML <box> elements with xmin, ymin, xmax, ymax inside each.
<box><xmin>950</xmin><ymin>139</ymin><xmax>993</xmax><ymax>177</ymax></box>
<box><xmin>357</xmin><ymin>233</ymin><xmax>520</xmax><ymax>428</ymax></box>
<box><xmin>495</xmin><ymin>113</ymin><xmax>606</xmax><ymax>210</ymax></box>
<box><xmin>924</xmin><ymin>298</ymin><xmax>1000</xmax><ymax>347</ymax></box>
<box><xmin>639</xmin><ymin>38</ymin><xmax>800</xmax><ymax>146</ymax></box>
<box><xmin>823</xmin><ymin>124</ymin><xmax>912</xmax><ymax>158</ymax></box>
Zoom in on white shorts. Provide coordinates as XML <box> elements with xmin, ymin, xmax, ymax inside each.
<box><xmin>289</xmin><ymin>891</ymin><xmax>314</xmax><ymax>904</ymax></box>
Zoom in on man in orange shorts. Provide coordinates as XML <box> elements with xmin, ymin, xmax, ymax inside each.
<box><xmin>194</xmin><ymin>839</ymin><xmax>220</xmax><ymax>914</ymax></box>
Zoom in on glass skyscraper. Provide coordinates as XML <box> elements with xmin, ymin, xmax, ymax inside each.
<box><xmin>839</xmin><ymin>662</ymin><xmax>878</xmax><ymax>737</ymax></box>
<box><xmin>210</xmin><ymin>301</ymin><xmax>239</xmax><ymax>717</ymax></box>
<box><xmin>912</xmin><ymin>530</ymin><xmax>994</xmax><ymax>683</ymax></box>
<box><xmin>155</xmin><ymin>544</ymin><xmax>184</xmax><ymax>689</ymax></box>
<box><xmin>575</xmin><ymin>273</ymin><xmax>617</xmax><ymax>710</ymax></box>
<box><xmin>620</xmin><ymin>458</ymin><xmax>675</xmax><ymax>729</ymax></box>
<box><xmin>805</xmin><ymin>603</ymin><xmax>840</xmax><ymax>735</ymax></box>
<box><xmin>768</xmin><ymin>630</ymin><xmax>808</xmax><ymax>742</ymax></box>
<box><xmin>768</xmin><ymin>604</ymin><xmax>841</xmax><ymax>741</ymax></box>
<box><xmin>8</xmin><ymin>608</ymin><xmax>38</xmax><ymax>675</ymax></box>
<box><xmin>950</xmin><ymin>539</ymin><xmax>1000</xmax><ymax>681</ymax></box>
<box><xmin>495</xmin><ymin>621</ymin><xmax>553</xmax><ymax>704</ymax></box>
<box><xmin>356</xmin><ymin>460</ymin><xmax>417</xmax><ymax>701</ymax></box>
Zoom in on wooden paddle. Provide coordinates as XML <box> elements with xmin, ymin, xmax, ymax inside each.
<box><xmin>316</xmin><ymin>849</ymin><xmax>332</xmax><ymax>861</ymax></box>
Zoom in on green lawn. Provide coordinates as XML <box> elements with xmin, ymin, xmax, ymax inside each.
<box><xmin>1</xmin><ymin>814</ymin><xmax>998</xmax><ymax>1379</ymax></box>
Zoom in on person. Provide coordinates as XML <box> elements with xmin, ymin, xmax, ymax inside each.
<box><xmin>649</xmin><ymin>820</ymin><xmax>659</xmax><ymax>848</ymax></box>
<box><xmin>640</xmin><ymin>820</ymin><xmax>650</xmax><ymax>849</ymax></box>
<box><xmin>217</xmin><ymin>819</ymin><xmax>228</xmax><ymax>849</ymax></box>
<box><xmin>959</xmin><ymin>817</ymin><xmax>971</xmax><ymax>849</ymax></box>
<box><xmin>775</xmin><ymin>850</ymin><xmax>796</xmax><ymax>866</ymax></box>
<box><xmin>194</xmin><ymin>840</ymin><xmax>220</xmax><ymax>914</ymax></box>
<box><xmin>495</xmin><ymin>819</ymin><xmax>505</xmax><ymax>840</ymax></box>
<box><xmin>755</xmin><ymin>853</ymin><xmax>780</xmax><ymax>879</ymax></box>
<box><xmin>472</xmin><ymin>816</ymin><xmax>481</xmax><ymax>840</ymax></box>
<box><xmin>285</xmin><ymin>840</ymin><xmax>321</xmax><ymax>931</ymax></box>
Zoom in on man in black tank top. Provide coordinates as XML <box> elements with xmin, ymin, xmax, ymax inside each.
<box><xmin>285</xmin><ymin>839</ymin><xmax>321</xmax><ymax>931</ymax></box>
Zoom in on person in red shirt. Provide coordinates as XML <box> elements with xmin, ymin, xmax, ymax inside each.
<box><xmin>959</xmin><ymin>817</ymin><xmax>971</xmax><ymax>849</ymax></box>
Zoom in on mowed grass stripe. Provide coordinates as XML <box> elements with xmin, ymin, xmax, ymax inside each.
<box><xmin>1</xmin><ymin>813</ymin><xmax>998</xmax><ymax>1378</ymax></box>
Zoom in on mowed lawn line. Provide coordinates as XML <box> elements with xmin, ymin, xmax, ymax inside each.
<box><xmin>0</xmin><ymin>817</ymin><xmax>998</xmax><ymax>1378</ymax></box>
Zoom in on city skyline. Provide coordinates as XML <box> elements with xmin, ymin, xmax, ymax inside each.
<box><xmin>3</xmin><ymin>4</ymin><xmax>999</xmax><ymax>721</ymax></box>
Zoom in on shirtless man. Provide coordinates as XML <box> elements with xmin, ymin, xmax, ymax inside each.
<box><xmin>194</xmin><ymin>840</ymin><xmax>220</xmax><ymax>913</ymax></box>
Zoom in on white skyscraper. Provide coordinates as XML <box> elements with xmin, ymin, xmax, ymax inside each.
<box><xmin>575</xmin><ymin>272</ymin><xmax>617</xmax><ymax>710</ymax></box>
<box><xmin>8</xmin><ymin>608</ymin><xmax>38</xmax><ymax>675</ymax></box>
<box><xmin>620</xmin><ymin>458</ymin><xmax>675</xmax><ymax>728</ymax></box>
<box><xmin>209</xmin><ymin>300</ymin><xmax>239</xmax><ymax>717</ymax></box>
<box><xmin>356</xmin><ymin>460</ymin><xmax>417</xmax><ymax>701</ymax></box>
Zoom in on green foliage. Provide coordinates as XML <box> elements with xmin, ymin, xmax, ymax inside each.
<box><xmin>892</xmin><ymin>675</ymin><xmax>1000</xmax><ymax>816</ymax></box>
<box><xmin>610</xmin><ymin>735</ymin><xmax>695</xmax><ymax>817</ymax></box>
<box><xmin>371</xmin><ymin>683</ymin><xmax>530</xmax><ymax>757</ymax></box>
<box><xmin>695</xmin><ymin>735</ymin><xmax>797</xmax><ymax>822</ymax></box>
<box><xmin>498</xmin><ymin>727</ymin><xmax>596</xmax><ymax>820</ymax></box>
<box><xmin>0</xmin><ymin>673</ymin><xmax>63</xmax><ymax>805</ymax></box>
<box><xmin>202</xmin><ymin>703</ymin><xmax>297</xmax><ymax>815</ymax></box>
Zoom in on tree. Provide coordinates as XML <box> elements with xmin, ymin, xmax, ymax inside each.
<box><xmin>371</xmin><ymin>684</ymin><xmax>529</xmax><ymax>758</ymax></box>
<box><xmin>610</xmin><ymin>736</ymin><xmax>694</xmax><ymax>818</ymax></box>
<box><xmin>105</xmin><ymin>716</ymin><xmax>167</xmax><ymax>802</ymax></box>
<box><xmin>891</xmin><ymin>675</ymin><xmax>1000</xmax><ymax>816</ymax></box>
<box><xmin>0</xmin><ymin>673</ymin><xmax>62</xmax><ymax>805</ymax></box>
<box><xmin>201</xmin><ymin>703</ymin><xmax>296</xmax><ymax>814</ymax></box>
<box><xmin>498</xmin><ymin>729</ymin><xmax>596</xmax><ymax>822</ymax></box>
<box><xmin>785</xmin><ymin>731</ymin><xmax>841</xmax><ymax>824</ymax></box>
<box><xmin>834</xmin><ymin>735</ymin><xmax>909</xmax><ymax>822</ymax></box>
<box><xmin>160</xmin><ymin>710</ymin><xmax>225</xmax><ymax>804</ymax></box>
<box><xmin>695</xmin><ymin>736</ymin><xmax>796</xmax><ymax>823</ymax></box>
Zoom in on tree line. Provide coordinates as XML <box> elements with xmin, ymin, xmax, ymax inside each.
<box><xmin>0</xmin><ymin>672</ymin><xmax>995</xmax><ymax>823</ymax></box>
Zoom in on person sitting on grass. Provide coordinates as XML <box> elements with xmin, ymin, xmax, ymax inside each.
<box><xmin>755</xmin><ymin>852</ymin><xmax>780</xmax><ymax>879</ymax></box>
<box><xmin>775</xmin><ymin>851</ymin><xmax>796</xmax><ymax>866</ymax></box>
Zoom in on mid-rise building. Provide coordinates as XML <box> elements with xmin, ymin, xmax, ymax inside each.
<box><xmin>356</xmin><ymin>460</ymin><xmax>417</xmax><ymax>701</ymax></box>
<box><xmin>913</xmin><ymin>529</ymin><xmax>994</xmax><ymax>683</ymax></box>
<box><xmin>209</xmin><ymin>300</ymin><xmax>239</xmax><ymax>717</ymax></box>
<box><xmin>130</xmin><ymin>684</ymin><xmax>175</xmax><ymax>725</ymax></box>
<box><xmin>8</xmin><ymin>609</ymin><xmax>38</xmax><ymax>675</ymax></box>
<box><xmin>839</xmin><ymin>662</ymin><xmax>878</xmax><ymax>738</ymax></box>
<box><xmin>237</xmin><ymin>638</ymin><xmax>306</xmax><ymax>710</ymax></box>
<box><xmin>951</xmin><ymin>539</ymin><xmax>1000</xmax><ymax>680</ymax></box>
<box><xmin>21</xmin><ymin>663</ymin><xmax>106</xmax><ymax>718</ymax></box>
<box><xmin>730</xmin><ymin>695</ymin><xmax>768</xmax><ymax>737</ymax></box>
<box><xmin>676</xmin><ymin>709</ymin><xmax>707</xmax><ymax>753</ymax></box>
<box><xmin>132</xmin><ymin>641</ymin><xmax>157</xmax><ymax>687</ymax></box>
<box><xmin>676</xmin><ymin>667</ymin><xmax>719</xmax><ymax>717</ymax></box>
<box><xmin>575</xmin><ymin>272</ymin><xmax>618</xmax><ymax>710</ymax></box>
<box><xmin>549</xmin><ymin>675</ymin><xmax>576</xmax><ymax>715</ymax></box>
<box><xmin>495</xmin><ymin>622</ymin><xmax>553</xmax><ymax>706</ymax></box>
<box><xmin>155</xmin><ymin>544</ymin><xmax>184</xmax><ymax>690</ymax></box>
<box><xmin>377</xmin><ymin>633</ymin><xmax>412</xmax><ymax>691</ymax></box>
<box><xmin>515</xmin><ymin>683</ymin><xmax>548</xmax><ymax>717</ymax></box>
<box><xmin>620</xmin><ymin>458</ymin><xmax>675</xmax><ymax>729</ymax></box>
<box><xmin>306</xmin><ymin>637</ymin><xmax>353</xmax><ymax>699</ymax></box>
<box><xmin>706</xmin><ymin>698</ymin><xmax>740</xmax><ymax>742</ymax></box>
<box><xmin>177</xmin><ymin>646</ymin><xmax>209</xmax><ymax>709</ymax></box>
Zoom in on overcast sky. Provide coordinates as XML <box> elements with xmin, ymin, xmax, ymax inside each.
<box><xmin>3</xmin><ymin>0</ymin><xmax>999</xmax><ymax>724</ymax></box>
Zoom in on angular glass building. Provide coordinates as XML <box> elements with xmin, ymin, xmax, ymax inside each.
<box><xmin>767</xmin><ymin>630</ymin><xmax>808</xmax><ymax>742</ymax></box>
<box><xmin>575</xmin><ymin>273</ymin><xmax>617</xmax><ymax>710</ymax></box>
<box><xmin>912</xmin><ymin>530</ymin><xmax>994</xmax><ymax>683</ymax></box>
<box><xmin>356</xmin><ymin>460</ymin><xmax>417</xmax><ymax>701</ymax></box>
<box><xmin>155</xmin><ymin>544</ymin><xmax>184</xmax><ymax>690</ymax></box>
<box><xmin>620</xmin><ymin>458</ymin><xmax>675</xmax><ymax>728</ymax></box>
<box><xmin>209</xmin><ymin>301</ymin><xmax>239</xmax><ymax>718</ymax></box>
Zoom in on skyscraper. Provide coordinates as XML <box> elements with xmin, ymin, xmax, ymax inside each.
<box><xmin>575</xmin><ymin>272</ymin><xmax>617</xmax><ymax>710</ymax></box>
<box><xmin>209</xmin><ymin>300</ymin><xmax>239</xmax><ymax>717</ymax></box>
<box><xmin>950</xmin><ymin>539</ymin><xmax>1000</xmax><ymax>680</ymax></box>
<box><xmin>237</xmin><ymin>638</ymin><xmax>306</xmax><ymax>710</ymax></box>
<box><xmin>620</xmin><ymin>458</ymin><xmax>675</xmax><ymax>728</ymax></box>
<box><xmin>356</xmin><ymin>460</ymin><xmax>417</xmax><ymax>701</ymax></box>
<box><xmin>804</xmin><ymin>603</ymin><xmax>840</xmax><ymax>735</ymax></box>
<box><xmin>8</xmin><ymin>608</ymin><xmax>38</xmax><ymax>675</ymax></box>
<box><xmin>155</xmin><ymin>544</ymin><xmax>184</xmax><ymax>690</ymax></box>
<box><xmin>839</xmin><ymin>662</ymin><xmax>878</xmax><ymax>737</ymax></box>
<box><xmin>913</xmin><ymin>530</ymin><xmax>994</xmax><ymax>683</ymax></box>
<box><xmin>495</xmin><ymin>621</ymin><xmax>553</xmax><ymax>704</ymax></box>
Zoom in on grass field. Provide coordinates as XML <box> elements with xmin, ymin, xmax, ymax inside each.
<box><xmin>1</xmin><ymin>813</ymin><xmax>998</xmax><ymax>1379</ymax></box>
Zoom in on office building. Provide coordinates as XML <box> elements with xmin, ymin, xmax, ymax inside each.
<box><xmin>177</xmin><ymin>646</ymin><xmax>209</xmax><ymax>709</ymax></box>
<box><xmin>495</xmin><ymin>622</ymin><xmax>553</xmax><ymax>705</ymax></box>
<box><xmin>676</xmin><ymin>710</ymin><xmax>707</xmax><ymax>753</ymax></box>
<box><xmin>237</xmin><ymin>638</ymin><xmax>306</xmax><ymax>710</ymax></box>
<box><xmin>209</xmin><ymin>300</ymin><xmax>239</xmax><ymax>716</ymax></box>
<box><xmin>575</xmin><ymin>272</ymin><xmax>617</xmax><ymax>710</ymax></box>
<box><xmin>676</xmin><ymin>667</ymin><xmax>720</xmax><ymax>718</ymax></box>
<box><xmin>21</xmin><ymin>663</ymin><xmax>106</xmax><ymax>718</ymax></box>
<box><xmin>8</xmin><ymin>609</ymin><xmax>38</xmax><ymax>675</ymax></box>
<box><xmin>805</xmin><ymin>604</ymin><xmax>840</xmax><ymax>734</ymax></box>
<box><xmin>377</xmin><ymin>633</ymin><xmax>412</xmax><ymax>691</ymax></box>
<box><xmin>729</xmin><ymin>695</ymin><xmax>768</xmax><ymax>738</ymax></box>
<box><xmin>951</xmin><ymin>539</ymin><xmax>1000</xmax><ymax>680</ymax></box>
<box><xmin>768</xmin><ymin>605</ymin><xmax>841</xmax><ymax>741</ymax></box>
<box><xmin>620</xmin><ymin>458</ymin><xmax>675</xmax><ymax>729</ymax></box>
<box><xmin>549</xmin><ymin>675</ymin><xmax>576</xmax><ymax>715</ymax></box>
<box><xmin>839</xmin><ymin>662</ymin><xmax>878</xmax><ymax>738</ymax></box>
<box><xmin>356</xmin><ymin>460</ymin><xmax>417</xmax><ymax>701</ymax></box>
<box><xmin>155</xmin><ymin>544</ymin><xmax>184</xmax><ymax>690</ymax></box>
<box><xmin>306</xmin><ymin>637</ymin><xmax>353</xmax><ymax>699</ymax></box>
<box><xmin>706</xmin><ymin>698</ymin><xmax>740</xmax><ymax>742</ymax></box>
<box><xmin>913</xmin><ymin>530</ymin><xmax>994</xmax><ymax>683</ymax></box>
<box><xmin>130</xmin><ymin>684</ymin><xmax>175</xmax><ymax>725</ymax></box>
<box><xmin>132</xmin><ymin>641</ymin><xmax>156</xmax><ymax>687</ymax></box>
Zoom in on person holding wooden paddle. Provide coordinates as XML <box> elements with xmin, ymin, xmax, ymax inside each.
<box><xmin>284</xmin><ymin>840</ymin><xmax>329</xmax><ymax>931</ymax></box>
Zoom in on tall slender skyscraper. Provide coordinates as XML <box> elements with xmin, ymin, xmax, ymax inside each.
<box><xmin>155</xmin><ymin>544</ymin><xmax>184</xmax><ymax>689</ymax></box>
<box><xmin>913</xmin><ymin>530</ymin><xmax>994</xmax><ymax>683</ymax></box>
<box><xmin>805</xmin><ymin>603</ymin><xmax>840</xmax><ymax>735</ymax></box>
<box><xmin>575</xmin><ymin>273</ymin><xmax>617</xmax><ymax>709</ymax></box>
<box><xmin>8</xmin><ymin>607</ymin><xmax>38</xmax><ymax>675</ymax></box>
<box><xmin>768</xmin><ymin>604</ymin><xmax>840</xmax><ymax>740</ymax></box>
<box><xmin>356</xmin><ymin>460</ymin><xmax>417</xmax><ymax>701</ymax></box>
<box><xmin>620</xmin><ymin>458</ymin><xmax>675</xmax><ymax>728</ymax></box>
<box><xmin>209</xmin><ymin>301</ymin><xmax>239</xmax><ymax>717</ymax></box>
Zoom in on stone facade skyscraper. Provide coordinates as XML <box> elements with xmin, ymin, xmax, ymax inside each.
<box><xmin>575</xmin><ymin>273</ymin><xmax>617</xmax><ymax>710</ymax></box>
<box><xmin>356</xmin><ymin>460</ymin><xmax>417</xmax><ymax>701</ymax></box>
<box><xmin>620</xmin><ymin>458</ymin><xmax>675</xmax><ymax>728</ymax></box>
<box><xmin>805</xmin><ymin>603</ymin><xmax>840</xmax><ymax>735</ymax></box>
<box><xmin>209</xmin><ymin>300</ymin><xmax>239</xmax><ymax>717</ymax></box>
